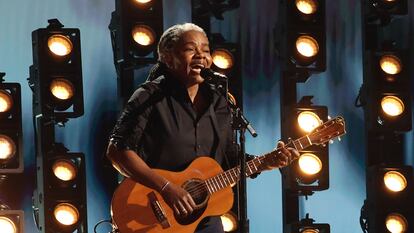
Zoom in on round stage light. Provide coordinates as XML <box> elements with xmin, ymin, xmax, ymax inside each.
<box><xmin>386</xmin><ymin>213</ymin><xmax>408</xmax><ymax>233</ymax></box>
<box><xmin>0</xmin><ymin>90</ymin><xmax>13</xmax><ymax>113</ymax></box>
<box><xmin>220</xmin><ymin>211</ymin><xmax>238</xmax><ymax>232</ymax></box>
<box><xmin>54</xmin><ymin>203</ymin><xmax>80</xmax><ymax>226</ymax></box>
<box><xmin>53</xmin><ymin>159</ymin><xmax>77</xmax><ymax>182</ymax></box>
<box><xmin>135</xmin><ymin>0</ymin><xmax>152</xmax><ymax>3</ymax></box>
<box><xmin>384</xmin><ymin>171</ymin><xmax>407</xmax><ymax>192</ymax></box>
<box><xmin>296</xmin><ymin>35</ymin><xmax>319</xmax><ymax>58</ymax></box>
<box><xmin>212</xmin><ymin>49</ymin><xmax>234</xmax><ymax>69</ymax></box>
<box><xmin>50</xmin><ymin>79</ymin><xmax>74</xmax><ymax>100</ymax></box>
<box><xmin>298</xmin><ymin>153</ymin><xmax>322</xmax><ymax>175</ymax></box>
<box><xmin>132</xmin><ymin>25</ymin><xmax>156</xmax><ymax>46</ymax></box>
<box><xmin>381</xmin><ymin>96</ymin><xmax>404</xmax><ymax>117</ymax></box>
<box><xmin>48</xmin><ymin>35</ymin><xmax>73</xmax><ymax>57</ymax></box>
<box><xmin>0</xmin><ymin>135</ymin><xmax>16</xmax><ymax>164</ymax></box>
<box><xmin>301</xmin><ymin>228</ymin><xmax>319</xmax><ymax>233</ymax></box>
<box><xmin>297</xmin><ymin>111</ymin><xmax>321</xmax><ymax>133</ymax></box>
<box><xmin>296</xmin><ymin>0</ymin><xmax>318</xmax><ymax>15</ymax></box>
<box><xmin>380</xmin><ymin>55</ymin><xmax>402</xmax><ymax>75</ymax></box>
<box><xmin>0</xmin><ymin>217</ymin><xmax>17</xmax><ymax>233</ymax></box>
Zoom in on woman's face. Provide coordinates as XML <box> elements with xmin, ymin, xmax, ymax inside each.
<box><xmin>167</xmin><ymin>30</ymin><xmax>212</xmax><ymax>86</ymax></box>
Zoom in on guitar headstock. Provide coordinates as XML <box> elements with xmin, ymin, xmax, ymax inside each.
<box><xmin>308</xmin><ymin>116</ymin><xmax>346</xmax><ymax>146</ymax></box>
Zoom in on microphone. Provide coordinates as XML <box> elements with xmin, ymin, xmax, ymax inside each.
<box><xmin>200</xmin><ymin>68</ymin><xmax>227</xmax><ymax>82</ymax></box>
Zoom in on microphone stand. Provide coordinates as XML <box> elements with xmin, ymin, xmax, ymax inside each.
<box><xmin>212</xmin><ymin>80</ymin><xmax>257</xmax><ymax>233</ymax></box>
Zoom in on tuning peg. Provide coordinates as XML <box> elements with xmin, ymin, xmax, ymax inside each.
<box><xmin>327</xmin><ymin>115</ymin><xmax>332</xmax><ymax>120</ymax></box>
<box><xmin>338</xmin><ymin>137</ymin><xmax>341</xmax><ymax>142</ymax></box>
<box><xmin>329</xmin><ymin>140</ymin><xmax>334</xmax><ymax>144</ymax></box>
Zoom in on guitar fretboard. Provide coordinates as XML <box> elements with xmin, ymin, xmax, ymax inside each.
<box><xmin>203</xmin><ymin>134</ymin><xmax>313</xmax><ymax>194</ymax></box>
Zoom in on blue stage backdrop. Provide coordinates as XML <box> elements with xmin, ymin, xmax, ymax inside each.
<box><xmin>0</xmin><ymin>1</ymin><xmax>413</xmax><ymax>233</ymax></box>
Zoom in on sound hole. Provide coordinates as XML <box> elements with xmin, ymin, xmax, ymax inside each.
<box><xmin>175</xmin><ymin>179</ymin><xmax>209</xmax><ymax>225</ymax></box>
<box><xmin>182</xmin><ymin>178</ymin><xmax>209</xmax><ymax>208</ymax></box>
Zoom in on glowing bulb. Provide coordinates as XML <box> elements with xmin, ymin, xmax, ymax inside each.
<box><xmin>386</xmin><ymin>213</ymin><xmax>408</xmax><ymax>233</ymax></box>
<box><xmin>0</xmin><ymin>135</ymin><xmax>16</xmax><ymax>163</ymax></box>
<box><xmin>220</xmin><ymin>212</ymin><xmax>238</xmax><ymax>232</ymax></box>
<box><xmin>132</xmin><ymin>25</ymin><xmax>155</xmax><ymax>46</ymax></box>
<box><xmin>48</xmin><ymin>35</ymin><xmax>73</xmax><ymax>56</ymax></box>
<box><xmin>296</xmin><ymin>0</ymin><xmax>318</xmax><ymax>15</ymax></box>
<box><xmin>301</xmin><ymin>229</ymin><xmax>319</xmax><ymax>233</ymax></box>
<box><xmin>54</xmin><ymin>203</ymin><xmax>80</xmax><ymax>226</ymax></box>
<box><xmin>298</xmin><ymin>153</ymin><xmax>322</xmax><ymax>175</ymax></box>
<box><xmin>0</xmin><ymin>90</ymin><xmax>13</xmax><ymax>113</ymax></box>
<box><xmin>212</xmin><ymin>49</ymin><xmax>234</xmax><ymax>69</ymax></box>
<box><xmin>135</xmin><ymin>0</ymin><xmax>152</xmax><ymax>3</ymax></box>
<box><xmin>296</xmin><ymin>35</ymin><xmax>319</xmax><ymax>57</ymax></box>
<box><xmin>0</xmin><ymin>217</ymin><xmax>17</xmax><ymax>233</ymax></box>
<box><xmin>380</xmin><ymin>55</ymin><xmax>402</xmax><ymax>75</ymax></box>
<box><xmin>381</xmin><ymin>96</ymin><xmax>404</xmax><ymax>117</ymax></box>
<box><xmin>50</xmin><ymin>79</ymin><xmax>74</xmax><ymax>100</ymax></box>
<box><xmin>384</xmin><ymin>171</ymin><xmax>407</xmax><ymax>192</ymax></box>
<box><xmin>297</xmin><ymin>111</ymin><xmax>321</xmax><ymax>132</ymax></box>
<box><xmin>53</xmin><ymin>160</ymin><xmax>77</xmax><ymax>181</ymax></box>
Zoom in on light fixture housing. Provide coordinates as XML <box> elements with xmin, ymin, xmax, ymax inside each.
<box><xmin>29</xmin><ymin>19</ymin><xmax>84</xmax><ymax>120</ymax></box>
<box><xmin>0</xmin><ymin>81</ymin><xmax>23</xmax><ymax>174</ymax></box>
<box><xmin>362</xmin><ymin>49</ymin><xmax>412</xmax><ymax>132</ymax></box>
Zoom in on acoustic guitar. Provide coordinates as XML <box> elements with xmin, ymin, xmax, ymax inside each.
<box><xmin>111</xmin><ymin>116</ymin><xmax>346</xmax><ymax>233</ymax></box>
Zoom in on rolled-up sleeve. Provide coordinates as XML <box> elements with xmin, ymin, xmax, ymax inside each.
<box><xmin>109</xmin><ymin>86</ymin><xmax>154</xmax><ymax>153</ymax></box>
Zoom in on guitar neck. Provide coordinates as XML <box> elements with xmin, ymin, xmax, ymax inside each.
<box><xmin>204</xmin><ymin>135</ymin><xmax>313</xmax><ymax>194</ymax></box>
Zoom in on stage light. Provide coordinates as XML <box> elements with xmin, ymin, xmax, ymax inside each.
<box><xmin>47</xmin><ymin>35</ymin><xmax>73</xmax><ymax>57</ymax></box>
<box><xmin>386</xmin><ymin>213</ymin><xmax>408</xmax><ymax>233</ymax></box>
<box><xmin>210</xmin><ymin>34</ymin><xmax>243</xmax><ymax>108</ymax></box>
<box><xmin>381</xmin><ymin>96</ymin><xmax>404</xmax><ymax>117</ymax></box>
<box><xmin>365</xmin><ymin>165</ymin><xmax>414</xmax><ymax>232</ymax></box>
<box><xmin>0</xmin><ymin>78</ymin><xmax>23</xmax><ymax>174</ymax></box>
<box><xmin>109</xmin><ymin>0</ymin><xmax>163</xmax><ymax>60</ymax></box>
<box><xmin>277</xmin><ymin>0</ymin><xmax>326</xmax><ymax>73</ymax></box>
<box><xmin>131</xmin><ymin>25</ymin><xmax>156</xmax><ymax>46</ymax></box>
<box><xmin>297</xmin><ymin>111</ymin><xmax>321</xmax><ymax>133</ymax></box>
<box><xmin>135</xmin><ymin>0</ymin><xmax>152</xmax><ymax>3</ymax></box>
<box><xmin>298</xmin><ymin>153</ymin><xmax>322</xmax><ymax>175</ymax></box>
<box><xmin>0</xmin><ymin>211</ymin><xmax>24</xmax><ymax>233</ymax></box>
<box><xmin>212</xmin><ymin>49</ymin><xmax>234</xmax><ymax>69</ymax></box>
<box><xmin>0</xmin><ymin>216</ymin><xmax>16</xmax><ymax>233</ymax></box>
<box><xmin>50</xmin><ymin>78</ymin><xmax>74</xmax><ymax>101</ymax></box>
<box><xmin>384</xmin><ymin>171</ymin><xmax>407</xmax><ymax>192</ymax></box>
<box><xmin>380</xmin><ymin>55</ymin><xmax>402</xmax><ymax>75</ymax></box>
<box><xmin>296</xmin><ymin>0</ymin><xmax>318</xmax><ymax>15</ymax></box>
<box><xmin>32</xmin><ymin>141</ymin><xmax>87</xmax><ymax>232</ymax></box>
<box><xmin>287</xmin><ymin>216</ymin><xmax>330</xmax><ymax>233</ymax></box>
<box><xmin>29</xmin><ymin>19</ymin><xmax>84</xmax><ymax>120</ymax></box>
<box><xmin>0</xmin><ymin>91</ymin><xmax>13</xmax><ymax>113</ymax></box>
<box><xmin>363</xmin><ymin>49</ymin><xmax>411</xmax><ymax>132</ymax></box>
<box><xmin>220</xmin><ymin>211</ymin><xmax>238</xmax><ymax>232</ymax></box>
<box><xmin>52</xmin><ymin>159</ymin><xmax>77</xmax><ymax>182</ymax></box>
<box><xmin>0</xmin><ymin>135</ymin><xmax>16</xmax><ymax>163</ymax></box>
<box><xmin>283</xmin><ymin>98</ymin><xmax>329</xmax><ymax>191</ymax></box>
<box><xmin>54</xmin><ymin>203</ymin><xmax>79</xmax><ymax>226</ymax></box>
<box><xmin>296</xmin><ymin>35</ymin><xmax>319</xmax><ymax>58</ymax></box>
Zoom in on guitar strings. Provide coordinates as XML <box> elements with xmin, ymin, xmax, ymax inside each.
<box><xmin>183</xmin><ymin>143</ymin><xmax>294</xmax><ymax>198</ymax></box>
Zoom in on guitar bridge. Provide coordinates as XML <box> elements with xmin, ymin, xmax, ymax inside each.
<box><xmin>148</xmin><ymin>191</ymin><xmax>170</xmax><ymax>229</ymax></box>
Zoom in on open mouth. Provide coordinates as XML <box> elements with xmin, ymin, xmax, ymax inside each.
<box><xmin>190</xmin><ymin>64</ymin><xmax>205</xmax><ymax>73</ymax></box>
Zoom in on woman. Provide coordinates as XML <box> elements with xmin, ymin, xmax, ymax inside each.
<box><xmin>107</xmin><ymin>22</ymin><xmax>298</xmax><ymax>233</ymax></box>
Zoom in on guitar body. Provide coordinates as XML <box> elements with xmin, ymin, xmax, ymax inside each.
<box><xmin>111</xmin><ymin>157</ymin><xmax>234</xmax><ymax>233</ymax></box>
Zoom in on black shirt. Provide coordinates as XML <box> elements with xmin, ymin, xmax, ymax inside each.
<box><xmin>109</xmin><ymin>73</ymin><xmax>234</xmax><ymax>171</ymax></box>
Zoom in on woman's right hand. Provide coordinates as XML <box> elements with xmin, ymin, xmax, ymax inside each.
<box><xmin>160</xmin><ymin>182</ymin><xmax>197</xmax><ymax>217</ymax></box>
